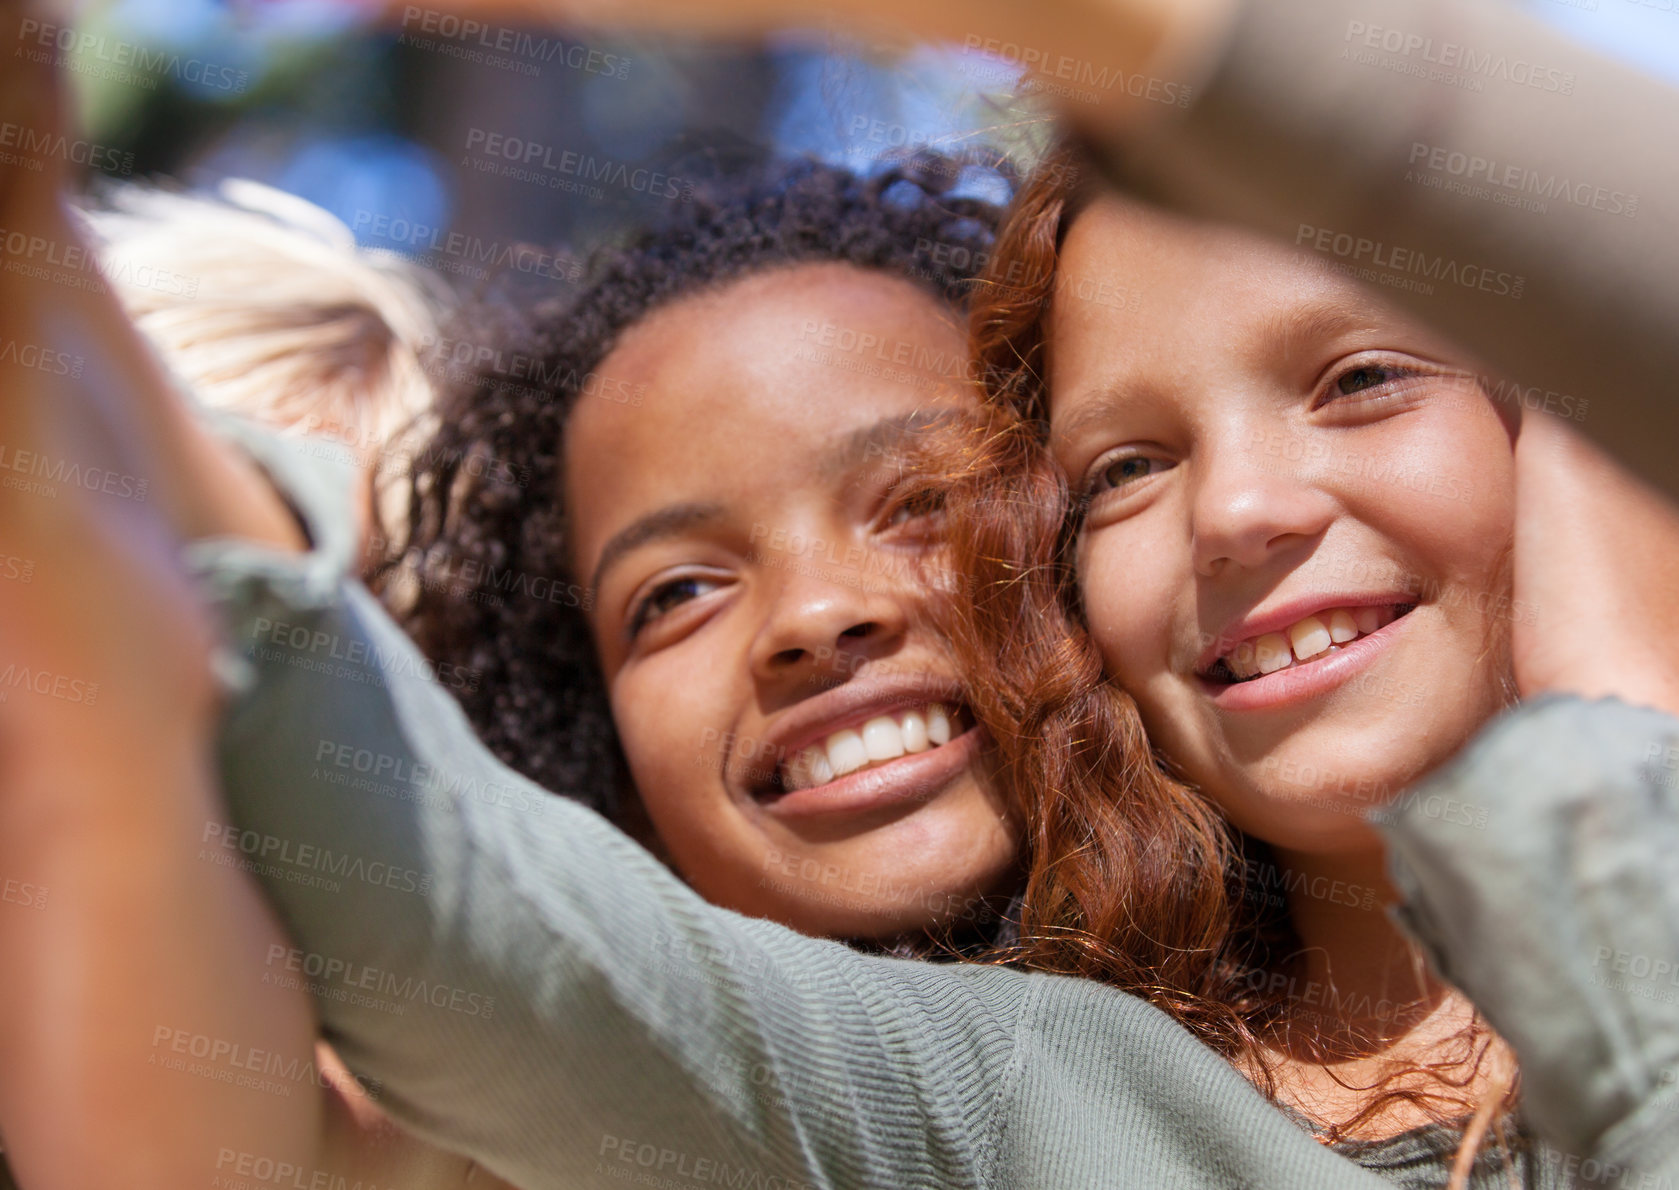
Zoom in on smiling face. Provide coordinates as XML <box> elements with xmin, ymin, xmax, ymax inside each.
<box><xmin>565</xmin><ymin>262</ymin><xmax>1018</xmax><ymax>940</ymax></box>
<box><xmin>1045</xmin><ymin>196</ymin><xmax>1518</xmax><ymax>856</ymax></box>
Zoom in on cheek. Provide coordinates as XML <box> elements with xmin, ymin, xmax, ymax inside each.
<box><xmin>1076</xmin><ymin>527</ymin><xmax>1179</xmax><ymax>686</ymax></box>
<box><xmin>1367</xmin><ymin>401</ymin><xmax>1517</xmax><ymax>589</ymax></box>
<box><xmin>608</xmin><ymin>669</ymin><xmax>720</xmax><ymax>831</ymax></box>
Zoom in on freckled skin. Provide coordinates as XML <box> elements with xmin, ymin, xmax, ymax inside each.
<box><xmin>565</xmin><ymin>263</ymin><xmax>1019</xmax><ymax>940</ymax></box>
<box><xmin>1047</xmin><ymin>196</ymin><xmax>1517</xmax><ymax>857</ymax></box>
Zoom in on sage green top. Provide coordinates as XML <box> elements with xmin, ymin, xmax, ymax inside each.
<box><xmin>181</xmin><ymin>422</ymin><xmax>1679</xmax><ymax>1190</ymax></box>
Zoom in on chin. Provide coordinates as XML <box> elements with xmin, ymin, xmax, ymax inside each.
<box><xmin>1250</xmin><ymin>803</ymin><xmax>1388</xmax><ymax>854</ymax></box>
<box><xmin>1194</xmin><ymin>731</ymin><xmax>1434</xmax><ymax>852</ymax></box>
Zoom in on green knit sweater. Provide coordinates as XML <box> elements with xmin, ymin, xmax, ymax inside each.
<box><xmin>182</xmin><ymin>427</ymin><xmax>1679</xmax><ymax>1190</ymax></box>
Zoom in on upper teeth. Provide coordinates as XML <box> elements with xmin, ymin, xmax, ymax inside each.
<box><xmin>1218</xmin><ymin>606</ymin><xmax>1395</xmax><ymax>680</ymax></box>
<box><xmin>784</xmin><ymin>704</ymin><xmax>955</xmax><ymax>791</ymax></box>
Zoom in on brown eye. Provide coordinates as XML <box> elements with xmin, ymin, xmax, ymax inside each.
<box><xmin>1105</xmin><ymin>457</ymin><xmax>1154</xmax><ymax>486</ymax></box>
<box><xmin>628</xmin><ymin>575</ymin><xmax>720</xmax><ymax>637</ymax></box>
<box><xmin>885</xmin><ymin>487</ymin><xmax>946</xmax><ymax>527</ymax></box>
<box><xmin>1336</xmin><ymin>365</ymin><xmax>1394</xmax><ymax>396</ymax></box>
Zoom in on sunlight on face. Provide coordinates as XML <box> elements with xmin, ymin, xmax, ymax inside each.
<box><xmin>1046</xmin><ymin>197</ymin><xmax>1517</xmax><ymax>857</ymax></box>
<box><xmin>565</xmin><ymin>263</ymin><xmax>1018</xmax><ymax>939</ymax></box>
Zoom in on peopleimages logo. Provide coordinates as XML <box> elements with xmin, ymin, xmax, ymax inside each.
<box><xmin>1407</xmin><ymin>141</ymin><xmax>1637</xmax><ymax>218</ymax></box>
<box><xmin>15</xmin><ymin>19</ymin><xmax>249</xmax><ymax>93</ymax></box>
<box><xmin>0</xmin><ymin>337</ymin><xmax>83</xmax><ymax>378</ymax></box>
<box><xmin>398</xmin><ymin>6</ymin><xmax>630</xmax><ymax>79</ymax></box>
<box><xmin>0</xmin><ymin>122</ymin><xmax>133</xmax><ymax>175</ymax></box>
<box><xmin>264</xmin><ymin>944</ymin><xmax>496</xmax><ymax>1019</ymax></box>
<box><xmin>1342</xmin><ymin>21</ymin><xmax>1575</xmax><ymax>94</ymax></box>
<box><xmin>958</xmin><ymin>34</ymin><xmax>1193</xmax><ymax>107</ymax></box>
<box><xmin>1296</xmin><ymin>224</ymin><xmax>1526</xmax><ymax>299</ymax></box>
<box><xmin>462</xmin><ymin>129</ymin><xmax>694</xmax><ymax>202</ymax></box>
<box><xmin>0</xmin><ymin>225</ymin><xmax>198</xmax><ymax>298</ymax></box>
<box><xmin>350</xmin><ymin>211</ymin><xmax>585</xmax><ymax>283</ymax></box>
<box><xmin>0</xmin><ymin>442</ymin><xmax>148</xmax><ymax>503</ymax></box>
<box><xmin>595</xmin><ymin>1134</ymin><xmax>820</xmax><ymax>1190</ymax></box>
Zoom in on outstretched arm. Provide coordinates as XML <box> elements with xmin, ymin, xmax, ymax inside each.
<box><xmin>0</xmin><ymin>417</ymin><xmax>504</xmax><ymax>1189</ymax></box>
<box><xmin>0</xmin><ymin>265</ymin><xmax>325</xmax><ymax>1188</ymax></box>
<box><xmin>198</xmin><ymin>547</ymin><xmax>1022</xmax><ymax>1189</ymax></box>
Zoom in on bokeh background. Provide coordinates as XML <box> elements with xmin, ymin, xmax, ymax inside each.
<box><xmin>54</xmin><ymin>0</ymin><xmax>1679</xmax><ymax>301</ymax></box>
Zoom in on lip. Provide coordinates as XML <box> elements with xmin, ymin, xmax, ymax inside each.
<box><xmin>1196</xmin><ymin>590</ymin><xmax>1415</xmax><ymax>671</ymax></box>
<box><xmin>757</xmin><ymin>672</ymin><xmax>968</xmax><ymax>763</ymax></box>
<box><xmin>761</xmin><ymin>724</ymin><xmax>987</xmax><ymax>820</ymax></box>
<box><xmin>1197</xmin><ymin>606</ymin><xmax>1416</xmax><ymax>712</ymax></box>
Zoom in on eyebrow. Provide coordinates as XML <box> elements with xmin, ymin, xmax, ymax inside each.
<box><xmin>1051</xmin><ymin>390</ymin><xmax>1133</xmax><ymax>449</ymax></box>
<box><xmin>586</xmin><ymin>413</ymin><xmax>966</xmax><ymax>595</ymax></box>
<box><xmin>588</xmin><ymin>501</ymin><xmax>727</xmax><ymax>596</ymax></box>
<box><xmin>820</xmin><ymin>410</ymin><xmax>965</xmax><ymax>481</ymax></box>
<box><xmin>1257</xmin><ymin>301</ymin><xmax>1381</xmax><ymax>372</ymax></box>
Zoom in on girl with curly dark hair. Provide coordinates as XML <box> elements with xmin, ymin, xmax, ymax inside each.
<box><xmin>373</xmin><ymin>155</ymin><xmax>1025</xmax><ymax>946</ymax></box>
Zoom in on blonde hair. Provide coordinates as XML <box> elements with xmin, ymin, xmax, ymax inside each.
<box><xmin>80</xmin><ymin>178</ymin><xmax>452</xmax><ymax>459</ymax></box>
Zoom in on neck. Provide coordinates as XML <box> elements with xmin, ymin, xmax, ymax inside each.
<box><xmin>1267</xmin><ymin>841</ymin><xmax>1444</xmax><ymax>1051</ymax></box>
<box><xmin>1256</xmin><ymin>840</ymin><xmax>1495</xmax><ymax>1137</ymax></box>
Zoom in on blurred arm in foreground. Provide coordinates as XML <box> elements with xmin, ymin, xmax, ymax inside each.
<box><xmin>402</xmin><ymin>0</ymin><xmax>1679</xmax><ymax>499</ymax></box>
<box><xmin>0</xmin><ymin>6</ymin><xmax>512</xmax><ymax>1186</ymax></box>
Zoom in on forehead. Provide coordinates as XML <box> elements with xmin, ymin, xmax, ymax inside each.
<box><xmin>562</xmin><ymin>263</ymin><xmax>971</xmax><ymax>567</ymax></box>
<box><xmin>1048</xmin><ymin>196</ymin><xmax>1364</xmax><ymax>410</ymax></box>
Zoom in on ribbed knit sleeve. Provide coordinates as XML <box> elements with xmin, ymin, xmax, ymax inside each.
<box><xmin>196</xmin><ymin>577</ymin><xmax>1030</xmax><ymax>1189</ymax></box>
<box><xmin>1380</xmin><ymin>696</ymin><xmax>1679</xmax><ymax>1185</ymax></box>
<box><xmin>176</xmin><ymin>425</ymin><xmax>1012</xmax><ymax>1187</ymax></box>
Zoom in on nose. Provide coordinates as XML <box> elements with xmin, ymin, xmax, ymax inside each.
<box><xmin>1190</xmin><ymin>431</ymin><xmax>1336</xmax><ymax>577</ymax></box>
<box><xmin>748</xmin><ymin>564</ymin><xmax>911</xmax><ymax>683</ymax></box>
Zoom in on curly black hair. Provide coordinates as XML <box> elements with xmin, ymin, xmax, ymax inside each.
<box><xmin>374</xmin><ymin>153</ymin><xmax>1009</xmax><ymax>821</ymax></box>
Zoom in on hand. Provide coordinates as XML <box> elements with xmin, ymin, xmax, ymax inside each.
<box><xmin>1510</xmin><ymin>411</ymin><xmax>1679</xmax><ymax>716</ymax></box>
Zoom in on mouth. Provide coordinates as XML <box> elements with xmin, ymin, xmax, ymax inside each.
<box><xmin>1199</xmin><ymin>602</ymin><xmax>1418</xmax><ymax>687</ymax></box>
<box><xmin>748</xmin><ymin>698</ymin><xmax>984</xmax><ymax>820</ymax></box>
<box><xmin>773</xmin><ymin>701</ymin><xmax>975</xmax><ymax>794</ymax></box>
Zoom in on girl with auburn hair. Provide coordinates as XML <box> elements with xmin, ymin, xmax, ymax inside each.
<box><xmin>947</xmin><ymin>144</ymin><xmax>1345</xmax><ymax>1079</ymax></box>
<box><xmin>938</xmin><ymin>140</ymin><xmax>1679</xmax><ymax>1179</ymax></box>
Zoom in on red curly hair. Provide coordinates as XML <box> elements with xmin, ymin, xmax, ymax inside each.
<box><xmin>934</xmin><ymin>143</ymin><xmax>1518</xmax><ymax>1157</ymax></box>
